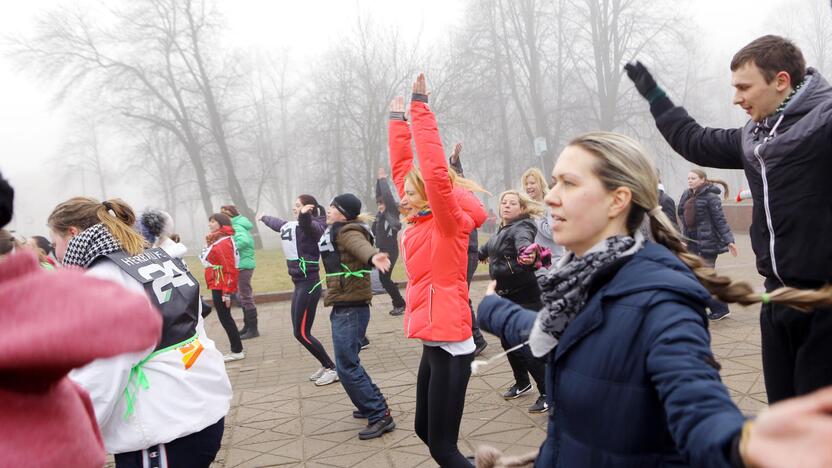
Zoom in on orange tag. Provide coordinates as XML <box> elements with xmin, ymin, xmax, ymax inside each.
<box><xmin>178</xmin><ymin>339</ymin><xmax>204</xmax><ymax>370</ymax></box>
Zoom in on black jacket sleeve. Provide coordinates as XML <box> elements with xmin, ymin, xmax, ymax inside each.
<box><xmin>659</xmin><ymin>191</ymin><xmax>680</xmax><ymax>231</ymax></box>
<box><xmin>449</xmin><ymin>155</ymin><xmax>464</xmax><ymax>177</ymax></box>
<box><xmin>651</xmin><ymin>96</ymin><xmax>744</xmax><ymax>170</ymax></box>
<box><xmin>513</xmin><ymin>220</ymin><xmax>538</xmax><ymax>270</ymax></box>
<box><xmin>376</xmin><ymin>178</ymin><xmax>402</xmax><ymax>232</ymax></box>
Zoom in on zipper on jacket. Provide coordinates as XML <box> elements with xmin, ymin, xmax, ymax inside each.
<box><xmin>428</xmin><ymin>285</ymin><xmax>434</xmax><ymax>324</ymax></box>
<box><xmin>505</xmin><ymin>255</ymin><xmax>514</xmax><ymax>274</ymax></box>
<box><xmin>752</xmin><ymin>114</ymin><xmax>785</xmax><ymax>286</ymax></box>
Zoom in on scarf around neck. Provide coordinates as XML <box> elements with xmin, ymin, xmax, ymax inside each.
<box><xmin>62</xmin><ymin>223</ymin><xmax>123</xmax><ymax>269</ymax></box>
<box><xmin>528</xmin><ymin>233</ymin><xmax>644</xmax><ymax>357</ymax></box>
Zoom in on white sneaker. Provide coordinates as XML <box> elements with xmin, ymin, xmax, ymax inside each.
<box><xmin>309</xmin><ymin>367</ymin><xmax>326</xmax><ymax>381</ymax></box>
<box><xmin>315</xmin><ymin>368</ymin><xmax>339</xmax><ymax>386</ymax></box>
<box><xmin>223</xmin><ymin>352</ymin><xmax>245</xmax><ymax>362</ymax></box>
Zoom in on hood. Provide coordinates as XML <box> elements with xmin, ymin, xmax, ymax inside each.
<box><xmin>599</xmin><ymin>242</ymin><xmax>711</xmax><ymax>305</ymax></box>
<box><xmin>698</xmin><ymin>184</ymin><xmax>723</xmax><ymax>197</ymax></box>
<box><xmin>232</xmin><ymin>215</ymin><xmax>253</xmax><ymax>231</ymax></box>
<box><xmin>219</xmin><ymin>225</ymin><xmax>234</xmax><ymax>236</ymax></box>
<box><xmin>755</xmin><ymin>68</ymin><xmax>832</xmax><ymax>133</ymax></box>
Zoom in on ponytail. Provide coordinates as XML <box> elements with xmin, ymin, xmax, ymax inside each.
<box><xmin>647</xmin><ymin>211</ymin><xmax>832</xmax><ymax>312</ymax></box>
<box><xmin>48</xmin><ymin>197</ymin><xmax>146</xmax><ymax>255</ymax></box>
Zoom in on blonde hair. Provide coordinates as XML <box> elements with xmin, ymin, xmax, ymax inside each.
<box><xmin>403</xmin><ymin>166</ymin><xmax>487</xmax><ymax>213</ymax></box>
<box><xmin>690</xmin><ymin>168</ymin><xmax>730</xmax><ymax>200</ymax></box>
<box><xmin>48</xmin><ymin>197</ymin><xmax>146</xmax><ymax>256</ymax></box>
<box><xmin>356</xmin><ymin>213</ymin><xmax>375</xmax><ymax>224</ymax></box>
<box><xmin>520</xmin><ymin>168</ymin><xmax>549</xmax><ymax>201</ymax></box>
<box><xmin>497</xmin><ymin>190</ymin><xmax>544</xmax><ymax>226</ymax></box>
<box><xmin>569</xmin><ymin>131</ymin><xmax>832</xmax><ymax>312</ymax></box>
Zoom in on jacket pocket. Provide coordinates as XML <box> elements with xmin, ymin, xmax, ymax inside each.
<box><xmin>428</xmin><ymin>285</ymin><xmax>434</xmax><ymax>324</ymax></box>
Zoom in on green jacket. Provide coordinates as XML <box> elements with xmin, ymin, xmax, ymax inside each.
<box><xmin>231</xmin><ymin>215</ymin><xmax>256</xmax><ymax>270</ymax></box>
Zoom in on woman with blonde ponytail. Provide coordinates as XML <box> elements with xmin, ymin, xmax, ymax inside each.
<box><xmin>49</xmin><ymin>196</ymin><xmax>232</xmax><ymax>467</ymax></box>
<box><xmin>475</xmin><ymin>132</ymin><xmax>832</xmax><ymax>468</ymax></box>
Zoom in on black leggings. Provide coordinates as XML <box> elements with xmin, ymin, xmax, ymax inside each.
<box><xmin>114</xmin><ymin>417</ymin><xmax>224</xmax><ymax>468</ymax></box>
<box><xmin>502</xmin><ymin>298</ymin><xmax>546</xmax><ymax>395</ymax></box>
<box><xmin>415</xmin><ymin>345</ymin><xmax>474</xmax><ymax>468</ymax></box>
<box><xmin>292</xmin><ymin>279</ymin><xmax>335</xmax><ymax>369</ymax></box>
<box><xmin>379</xmin><ymin>249</ymin><xmax>406</xmax><ymax>307</ymax></box>
<box><xmin>211</xmin><ymin>290</ymin><xmax>242</xmax><ymax>353</ymax></box>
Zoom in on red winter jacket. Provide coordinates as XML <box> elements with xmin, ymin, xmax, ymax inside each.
<box><xmin>390</xmin><ymin>100</ymin><xmax>487</xmax><ymax>342</ymax></box>
<box><xmin>0</xmin><ymin>252</ymin><xmax>161</xmax><ymax>467</ymax></box>
<box><xmin>202</xmin><ymin>226</ymin><xmax>238</xmax><ymax>294</ymax></box>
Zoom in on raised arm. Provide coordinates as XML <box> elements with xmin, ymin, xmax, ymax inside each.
<box><xmin>448</xmin><ymin>143</ymin><xmax>464</xmax><ymax>176</ymax></box>
<box><xmin>409</xmin><ymin>74</ymin><xmax>466</xmax><ymax>237</ymax></box>
<box><xmin>388</xmin><ymin>96</ymin><xmax>413</xmax><ymax>198</ymax></box>
<box><xmin>298</xmin><ymin>206</ymin><xmax>326</xmax><ymax>239</ymax></box>
<box><xmin>626</xmin><ymin>61</ymin><xmax>744</xmax><ymax>170</ymax></box>
<box><xmin>375</xmin><ymin>172</ymin><xmax>402</xmax><ymax>230</ymax></box>
<box><xmin>258</xmin><ymin>214</ymin><xmax>287</xmax><ymax>233</ymax></box>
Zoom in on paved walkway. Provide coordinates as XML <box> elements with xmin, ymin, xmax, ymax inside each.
<box><xmin>197</xmin><ymin>234</ymin><xmax>765</xmax><ymax>467</ymax></box>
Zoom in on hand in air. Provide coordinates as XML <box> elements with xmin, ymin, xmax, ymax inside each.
<box><xmin>300</xmin><ymin>204</ymin><xmax>315</xmax><ymax>215</ymax></box>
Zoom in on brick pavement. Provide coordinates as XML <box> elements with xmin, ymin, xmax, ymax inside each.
<box><xmin>197</xmin><ymin>234</ymin><xmax>765</xmax><ymax>467</ymax></box>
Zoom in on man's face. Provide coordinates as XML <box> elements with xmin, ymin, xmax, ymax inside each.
<box><xmin>731</xmin><ymin>62</ymin><xmax>791</xmax><ymax>122</ymax></box>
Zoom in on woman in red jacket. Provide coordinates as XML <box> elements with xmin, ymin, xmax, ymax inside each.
<box><xmin>389</xmin><ymin>74</ymin><xmax>487</xmax><ymax>467</ymax></box>
<box><xmin>200</xmin><ymin>213</ymin><xmax>243</xmax><ymax>362</ymax></box>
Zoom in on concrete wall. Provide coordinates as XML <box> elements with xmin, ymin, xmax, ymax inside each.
<box><xmin>723</xmin><ymin>203</ymin><xmax>753</xmax><ymax>234</ymax></box>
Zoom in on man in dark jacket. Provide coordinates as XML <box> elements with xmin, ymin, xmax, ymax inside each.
<box><xmin>373</xmin><ymin>168</ymin><xmax>406</xmax><ymax>316</ymax></box>
<box><xmin>657</xmin><ymin>182</ymin><xmax>679</xmax><ymax>231</ymax></box>
<box><xmin>626</xmin><ymin>35</ymin><xmax>832</xmax><ymax>403</ymax></box>
<box><xmin>448</xmin><ymin>143</ymin><xmax>488</xmax><ymax>355</ymax></box>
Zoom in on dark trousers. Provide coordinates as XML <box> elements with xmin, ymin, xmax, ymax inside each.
<box><xmin>501</xmin><ymin>298</ymin><xmax>546</xmax><ymax>395</ymax></box>
<box><xmin>699</xmin><ymin>253</ymin><xmax>729</xmax><ymax>316</ymax></box>
<box><xmin>415</xmin><ymin>345</ymin><xmax>474</xmax><ymax>468</ymax></box>
<box><xmin>466</xmin><ymin>252</ymin><xmax>485</xmax><ymax>344</ymax></box>
<box><xmin>237</xmin><ymin>268</ymin><xmax>256</xmax><ymax>309</ymax></box>
<box><xmin>292</xmin><ymin>279</ymin><xmax>335</xmax><ymax>369</ymax></box>
<box><xmin>379</xmin><ymin>248</ymin><xmax>406</xmax><ymax>307</ymax></box>
<box><xmin>761</xmin><ymin>282</ymin><xmax>832</xmax><ymax>403</ymax></box>
<box><xmin>114</xmin><ymin>417</ymin><xmax>224</xmax><ymax>468</ymax></box>
<box><xmin>211</xmin><ymin>290</ymin><xmax>242</xmax><ymax>353</ymax></box>
<box><xmin>330</xmin><ymin>305</ymin><xmax>387</xmax><ymax>423</ymax></box>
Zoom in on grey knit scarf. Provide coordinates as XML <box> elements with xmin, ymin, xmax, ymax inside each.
<box><xmin>529</xmin><ymin>233</ymin><xmax>644</xmax><ymax>357</ymax></box>
<box><xmin>62</xmin><ymin>223</ymin><xmax>123</xmax><ymax>268</ymax></box>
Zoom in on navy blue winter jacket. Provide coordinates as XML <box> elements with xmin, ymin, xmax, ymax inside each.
<box><xmin>678</xmin><ymin>184</ymin><xmax>734</xmax><ymax>257</ymax></box>
<box><xmin>477</xmin><ymin>242</ymin><xmax>744</xmax><ymax>467</ymax></box>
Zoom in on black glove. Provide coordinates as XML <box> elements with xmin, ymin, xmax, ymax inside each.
<box><xmin>625</xmin><ymin>61</ymin><xmax>664</xmax><ymax>102</ymax></box>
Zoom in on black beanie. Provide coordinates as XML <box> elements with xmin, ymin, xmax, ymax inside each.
<box><xmin>0</xmin><ymin>171</ymin><xmax>13</xmax><ymax>228</ymax></box>
<box><xmin>332</xmin><ymin>193</ymin><xmax>362</xmax><ymax>220</ymax></box>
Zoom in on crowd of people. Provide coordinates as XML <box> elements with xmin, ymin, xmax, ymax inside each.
<box><xmin>5</xmin><ymin>33</ymin><xmax>832</xmax><ymax>468</ymax></box>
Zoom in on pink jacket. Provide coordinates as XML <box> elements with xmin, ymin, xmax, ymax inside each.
<box><xmin>0</xmin><ymin>252</ymin><xmax>161</xmax><ymax>467</ymax></box>
<box><xmin>390</xmin><ymin>100</ymin><xmax>487</xmax><ymax>341</ymax></box>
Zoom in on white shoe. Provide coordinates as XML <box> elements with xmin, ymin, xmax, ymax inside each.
<box><xmin>315</xmin><ymin>368</ymin><xmax>339</xmax><ymax>386</ymax></box>
<box><xmin>223</xmin><ymin>352</ymin><xmax>245</xmax><ymax>362</ymax></box>
<box><xmin>309</xmin><ymin>367</ymin><xmax>326</xmax><ymax>381</ymax></box>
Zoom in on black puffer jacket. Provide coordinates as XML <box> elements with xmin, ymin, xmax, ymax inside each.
<box><xmin>478</xmin><ymin>216</ymin><xmax>538</xmax><ymax>293</ymax></box>
<box><xmin>678</xmin><ymin>184</ymin><xmax>735</xmax><ymax>256</ymax></box>
<box><xmin>650</xmin><ymin>68</ymin><xmax>832</xmax><ymax>286</ymax></box>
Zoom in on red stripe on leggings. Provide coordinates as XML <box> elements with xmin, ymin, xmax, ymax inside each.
<box><xmin>300</xmin><ymin>308</ymin><xmax>312</xmax><ymax>344</ymax></box>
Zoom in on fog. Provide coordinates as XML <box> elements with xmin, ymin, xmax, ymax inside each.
<box><xmin>0</xmin><ymin>0</ymin><xmax>822</xmax><ymax>249</ymax></box>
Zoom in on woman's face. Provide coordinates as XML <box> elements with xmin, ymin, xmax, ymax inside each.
<box><xmin>500</xmin><ymin>194</ymin><xmax>523</xmax><ymax>224</ymax></box>
<box><xmin>326</xmin><ymin>205</ymin><xmax>347</xmax><ymax>225</ymax></box>
<box><xmin>208</xmin><ymin>218</ymin><xmax>221</xmax><ymax>233</ymax></box>
<box><xmin>292</xmin><ymin>198</ymin><xmax>302</xmax><ymax>218</ymax></box>
<box><xmin>400</xmin><ymin>179</ymin><xmax>424</xmax><ymax>216</ymax></box>
<box><xmin>544</xmin><ymin>145</ymin><xmax>630</xmax><ymax>256</ymax></box>
<box><xmin>50</xmin><ymin>229</ymin><xmax>73</xmax><ymax>263</ymax></box>
<box><xmin>524</xmin><ymin>176</ymin><xmax>543</xmax><ymax>201</ymax></box>
<box><xmin>687</xmin><ymin>172</ymin><xmax>705</xmax><ymax>190</ymax></box>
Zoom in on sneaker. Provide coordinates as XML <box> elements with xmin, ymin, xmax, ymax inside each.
<box><xmin>389</xmin><ymin>306</ymin><xmax>405</xmax><ymax>316</ymax></box>
<box><xmin>360</xmin><ymin>337</ymin><xmax>370</xmax><ymax>350</ymax></box>
<box><xmin>474</xmin><ymin>340</ymin><xmax>488</xmax><ymax>357</ymax></box>
<box><xmin>315</xmin><ymin>368</ymin><xmax>339</xmax><ymax>386</ymax></box>
<box><xmin>502</xmin><ymin>383</ymin><xmax>533</xmax><ymax>400</ymax></box>
<box><xmin>708</xmin><ymin>310</ymin><xmax>731</xmax><ymax>321</ymax></box>
<box><xmin>528</xmin><ymin>395</ymin><xmax>549</xmax><ymax>413</ymax></box>
<box><xmin>309</xmin><ymin>367</ymin><xmax>326</xmax><ymax>381</ymax></box>
<box><xmin>358</xmin><ymin>414</ymin><xmax>396</xmax><ymax>440</ymax></box>
<box><xmin>222</xmin><ymin>352</ymin><xmax>245</xmax><ymax>362</ymax></box>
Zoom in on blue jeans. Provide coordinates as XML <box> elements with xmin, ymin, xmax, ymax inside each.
<box><xmin>330</xmin><ymin>305</ymin><xmax>387</xmax><ymax>422</ymax></box>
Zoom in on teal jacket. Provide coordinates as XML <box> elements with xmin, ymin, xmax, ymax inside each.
<box><xmin>231</xmin><ymin>215</ymin><xmax>256</xmax><ymax>270</ymax></box>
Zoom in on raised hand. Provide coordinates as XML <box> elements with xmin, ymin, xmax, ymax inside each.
<box><xmin>624</xmin><ymin>61</ymin><xmax>658</xmax><ymax>99</ymax></box>
<box><xmin>300</xmin><ymin>204</ymin><xmax>315</xmax><ymax>215</ymax></box>
<box><xmin>372</xmin><ymin>252</ymin><xmax>392</xmax><ymax>273</ymax></box>
<box><xmin>412</xmin><ymin>73</ymin><xmax>428</xmax><ymax>97</ymax></box>
<box><xmin>449</xmin><ymin>143</ymin><xmax>463</xmax><ymax>164</ymax></box>
<box><xmin>255</xmin><ymin>212</ymin><xmax>265</xmax><ymax>221</ymax></box>
<box><xmin>389</xmin><ymin>96</ymin><xmax>405</xmax><ymax>113</ymax></box>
